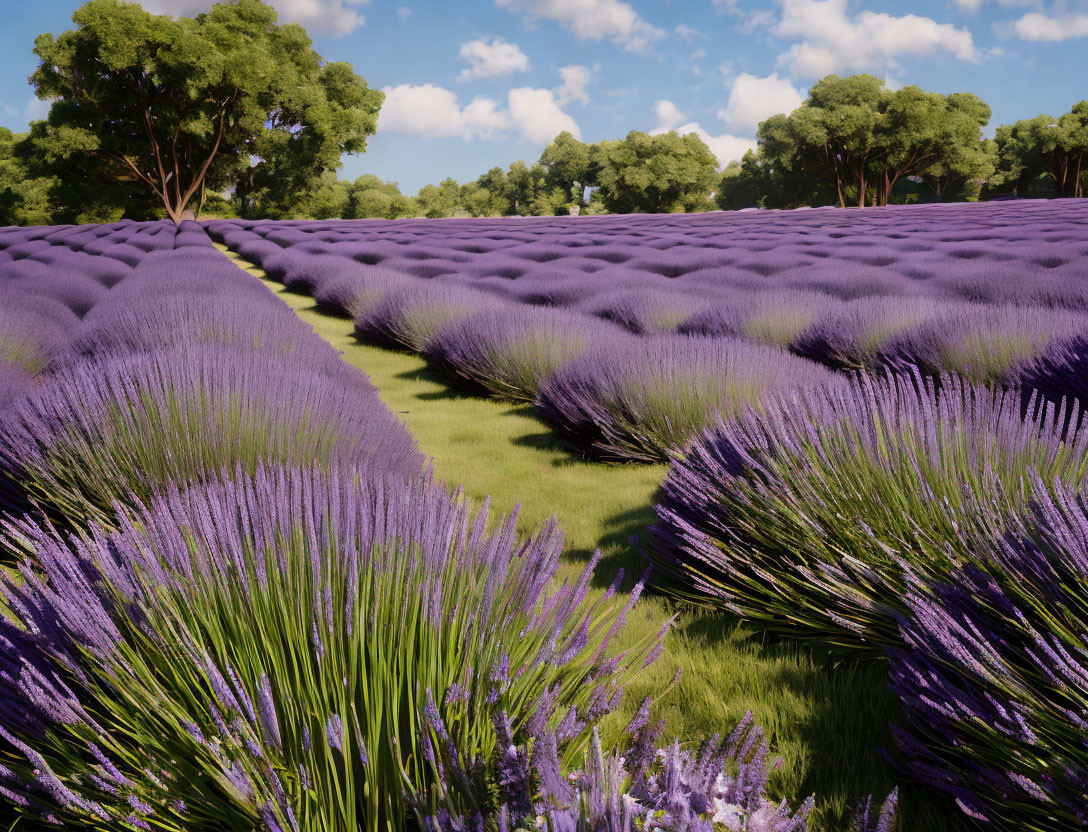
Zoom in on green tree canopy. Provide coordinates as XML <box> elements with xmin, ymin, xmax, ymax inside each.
<box><xmin>0</xmin><ymin>128</ymin><xmax>54</xmax><ymax>226</ymax></box>
<box><xmin>415</xmin><ymin>177</ymin><xmax>463</xmax><ymax>219</ymax></box>
<box><xmin>23</xmin><ymin>0</ymin><xmax>382</xmax><ymax>223</ymax></box>
<box><xmin>593</xmin><ymin>130</ymin><xmax>718</xmax><ymax>213</ymax></box>
<box><xmin>346</xmin><ymin>175</ymin><xmax>413</xmax><ymax>219</ymax></box>
<box><xmin>992</xmin><ymin>102</ymin><xmax>1088</xmax><ymax>198</ymax></box>
<box><xmin>757</xmin><ymin>75</ymin><xmax>993</xmax><ymax>207</ymax></box>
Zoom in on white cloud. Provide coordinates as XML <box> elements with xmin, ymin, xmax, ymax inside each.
<box><xmin>507</xmin><ymin>87</ymin><xmax>581</xmax><ymax>143</ymax></box>
<box><xmin>397</xmin><ymin>6</ymin><xmax>411</xmax><ymax>19</ymax></box>
<box><xmin>1011</xmin><ymin>11</ymin><xmax>1088</xmax><ymax>40</ymax></box>
<box><xmin>954</xmin><ymin>0</ymin><xmax>985</xmax><ymax>11</ymax></box>
<box><xmin>650</xmin><ymin>100</ymin><xmax>754</xmax><ymax>168</ymax></box>
<box><xmin>653</xmin><ymin>99</ymin><xmax>687</xmax><ymax>131</ymax></box>
<box><xmin>773</xmin><ymin>0</ymin><xmax>980</xmax><ymax>78</ymax></box>
<box><xmin>137</xmin><ymin>0</ymin><xmax>369</xmax><ymax>36</ymax></box>
<box><xmin>496</xmin><ymin>0</ymin><xmax>665</xmax><ymax>51</ymax></box>
<box><xmin>378</xmin><ymin>80</ymin><xmax>579</xmax><ymax>146</ymax></box>
<box><xmin>717</xmin><ymin>72</ymin><xmax>805</xmax><ymax>134</ymax></box>
<box><xmin>674</xmin><ymin>23</ymin><xmax>705</xmax><ymax>41</ymax></box>
<box><xmin>555</xmin><ymin>64</ymin><xmax>592</xmax><ymax>105</ymax></box>
<box><xmin>379</xmin><ymin>84</ymin><xmax>509</xmax><ymax>139</ymax></box>
<box><xmin>457</xmin><ymin>38</ymin><xmax>531</xmax><ymax>81</ymax></box>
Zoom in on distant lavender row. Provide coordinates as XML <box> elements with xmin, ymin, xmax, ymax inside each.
<box><xmin>204</xmin><ymin>199</ymin><xmax>1088</xmax><ymax>316</ymax></box>
<box><xmin>0</xmin><ymin>219</ymin><xmax>216</xmax><ymax>415</ymax></box>
<box><xmin>211</xmin><ymin>201</ymin><xmax>1088</xmax><ymax>461</ymax></box>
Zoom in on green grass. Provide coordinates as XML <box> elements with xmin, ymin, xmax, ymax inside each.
<box><xmin>218</xmin><ymin>245</ymin><xmax>966</xmax><ymax>831</ymax></box>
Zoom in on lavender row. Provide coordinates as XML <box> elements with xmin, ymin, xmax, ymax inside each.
<box><xmin>0</xmin><ymin>219</ymin><xmax>215</xmax><ymax>414</ymax></box>
<box><xmin>242</xmin><ymin>248</ymin><xmax>837</xmax><ymax>463</ymax></box>
<box><xmin>203</xmin><ymin>199</ymin><xmax>1088</xmax><ymax>315</ymax></box>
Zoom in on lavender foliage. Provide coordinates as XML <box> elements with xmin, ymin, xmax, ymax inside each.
<box><xmin>0</xmin><ymin>463</ymin><xmax>661</xmax><ymax>831</ymax></box>
<box><xmin>0</xmin><ymin>344</ymin><xmax>422</xmax><ymax>523</ymax></box>
<box><xmin>535</xmin><ymin>335</ymin><xmax>840</xmax><ymax>462</ymax></box>
<box><xmin>892</xmin><ymin>478</ymin><xmax>1088</xmax><ymax>829</ymax></box>
<box><xmin>424</xmin><ymin>306</ymin><xmax>631</xmax><ymax>402</ymax></box>
<box><xmin>651</xmin><ymin>372</ymin><xmax>1088</xmax><ymax>654</ymax></box>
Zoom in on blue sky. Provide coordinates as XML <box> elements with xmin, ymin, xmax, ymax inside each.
<box><xmin>1</xmin><ymin>0</ymin><xmax>1085</xmax><ymax>194</ymax></box>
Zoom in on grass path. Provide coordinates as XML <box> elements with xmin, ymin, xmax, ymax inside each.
<box><xmin>219</xmin><ymin>245</ymin><xmax>960</xmax><ymax>830</ymax></box>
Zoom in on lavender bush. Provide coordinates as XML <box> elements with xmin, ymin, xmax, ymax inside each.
<box><xmin>679</xmin><ymin>290</ymin><xmax>836</xmax><ymax>349</ymax></box>
<box><xmin>0</xmin><ymin>344</ymin><xmax>422</xmax><ymax>524</ymax></box>
<box><xmin>791</xmin><ymin>297</ymin><xmax>942</xmax><ymax>372</ymax></box>
<box><xmin>424</xmin><ymin>306</ymin><xmax>631</xmax><ymax>402</ymax></box>
<box><xmin>892</xmin><ymin>478</ymin><xmax>1088</xmax><ymax>829</ymax></box>
<box><xmin>0</xmin><ymin>465</ymin><xmax>664</xmax><ymax>832</ymax></box>
<box><xmin>0</xmin><ymin>291</ymin><xmax>77</xmax><ymax>373</ymax></box>
<box><xmin>881</xmin><ymin>304</ymin><xmax>1088</xmax><ymax>389</ymax></box>
<box><xmin>64</xmin><ymin>295</ymin><xmax>328</xmax><ymax>365</ymax></box>
<box><xmin>354</xmin><ymin>283</ymin><xmax>502</xmax><ymax>353</ymax></box>
<box><xmin>651</xmin><ymin>373</ymin><xmax>1088</xmax><ymax>654</ymax></box>
<box><xmin>311</xmin><ymin>265</ymin><xmax>413</xmax><ymax>318</ymax></box>
<box><xmin>535</xmin><ymin>335</ymin><xmax>838</xmax><ymax>463</ymax></box>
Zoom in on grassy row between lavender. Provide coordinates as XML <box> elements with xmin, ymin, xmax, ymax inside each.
<box><xmin>210</xmin><ymin>204</ymin><xmax>1088</xmax><ymax>831</ymax></box>
<box><xmin>0</xmin><ymin>222</ymin><xmax>897</xmax><ymax>831</ymax></box>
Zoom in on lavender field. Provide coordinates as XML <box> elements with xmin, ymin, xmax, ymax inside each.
<box><xmin>0</xmin><ymin>199</ymin><xmax>1086</xmax><ymax>831</ymax></box>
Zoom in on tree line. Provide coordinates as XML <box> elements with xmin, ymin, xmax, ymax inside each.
<box><xmin>0</xmin><ymin>0</ymin><xmax>1085</xmax><ymax>226</ymax></box>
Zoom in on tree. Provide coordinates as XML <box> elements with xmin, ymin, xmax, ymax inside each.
<box><xmin>871</xmin><ymin>88</ymin><xmax>991</xmax><ymax>205</ymax></box>
<box><xmin>760</xmin><ymin>74</ymin><xmax>889</xmax><ymax>208</ymax></box>
<box><xmin>594</xmin><ymin>131</ymin><xmax>718</xmax><ymax>213</ymax></box>
<box><xmin>469</xmin><ymin>167</ymin><xmax>514</xmax><ymax>216</ymax></box>
<box><xmin>346</xmin><ymin>175</ymin><xmax>413</xmax><ymax>219</ymax></box>
<box><xmin>0</xmin><ymin>128</ymin><xmax>55</xmax><ymax>226</ymax></box>
<box><xmin>24</xmin><ymin>0</ymin><xmax>382</xmax><ymax>223</ymax></box>
<box><xmin>415</xmin><ymin>177</ymin><xmax>463</xmax><ymax>218</ymax></box>
<box><xmin>989</xmin><ymin>104</ymin><xmax>1088</xmax><ymax>198</ymax></box>
<box><xmin>538</xmin><ymin>131</ymin><xmax>592</xmax><ymax>209</ymax></box>
<box><xmin>1057</xmin><ymin>102</ymin><xmax>1088</xmax><ymax>197</ymax></box>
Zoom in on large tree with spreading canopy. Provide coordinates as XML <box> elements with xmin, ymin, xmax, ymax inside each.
<box><xmin>23</xmin><ymin>0</ymin><xmax>382</xmax><ymax>223</ymax></box>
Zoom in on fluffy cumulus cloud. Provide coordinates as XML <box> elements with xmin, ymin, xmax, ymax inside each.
<box><xmin>773</xmin><ymin>0</ymin><xmax>980</xmax><ymax>78</ymax></box>
<box><xmin>379</xmin><ymin>80</ymin><xmax>580</xmax><ymax>146</ymax></box>
<box><xmin>650</xmin><ymin>100</ymin><xmax>754</xmax><ymax>168</ymax></box>
<box><xmin>137</xmin><ymin>0</ymin><xmax>369</xmax><ymax>36</ymax></box>
<box><xmin>496</xmin><ymin>0</ymin><xmax>665</xmax><ymax>52</ymax></box>
<box><xmin>1011</xmin><ymin>11</ymin><xmax>1088</xmax><ymax>41</ymax></box>
<box><xmin>717</xmin><ymin>72</ymin><xmax>805</xmax><ymax>134</ymax></box>
<box><xmin>457</xmin><ymin>38</ymin><xmax>531</xmax><ymax>81</ymax></box>
<box><xmin>378</xmin><ymin>84</ymin><xmax>509</xmax><ymax>139</ymax></box>
<box><xmin>555</xmin><ymin>64</ymin><xmax>592</xmax><ymax>105</ymax></box>
<box><xmin>507</xmin><ymin>87</ymin><xmax>582</xmax><ymax>143</ymax></box>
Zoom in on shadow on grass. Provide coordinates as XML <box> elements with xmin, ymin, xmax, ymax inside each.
<box><xmin>566</xmin><ymin>501</ymin><xmax>662</xmax><ymax>590</ymax></box>
<box><xmin>677</xmin><ymin>611</ymin><xmax>967</xmax><ymax>831</ymax></box>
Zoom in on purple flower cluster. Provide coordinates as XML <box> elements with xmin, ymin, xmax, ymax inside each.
<box><xmin>651</xmin><ymin>372</ymin><xmax>1088</xmax><ymax>653</ymax></box>
<box><xmin>420</xmin><ymin>700</ymin><xmax>897</xmax><ymax>832</ymax></box>
<box><xmin>537</xmin><ymin>335</ymin><xmax>840</xmax><ymax>462</ymax></box>
<box><xmin>891</xmin><ymin>478</ymin><xmax>1088</xmax><ymax>829</ymax></box>
<box><xmin>206</xmin><ymin>199</ymin><xmax>1088</xmax><ymax>459</ymax></box>
<box><xmin>0</xmin><ymin>457</ymin><xmax>664</xmax><ymax>829</ymax></box>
